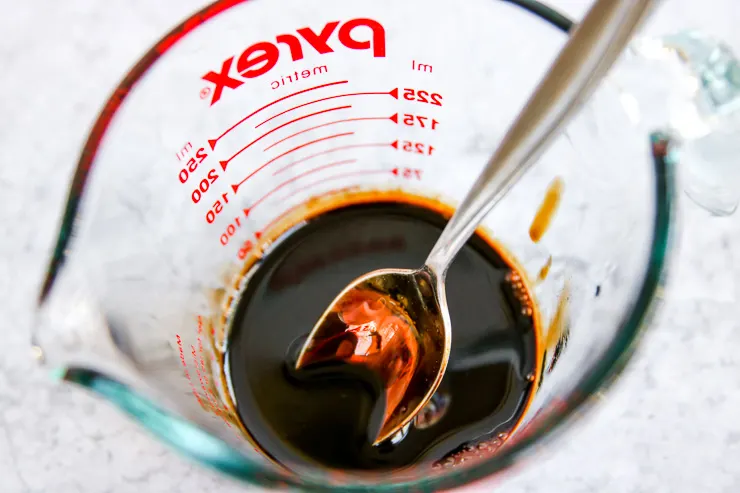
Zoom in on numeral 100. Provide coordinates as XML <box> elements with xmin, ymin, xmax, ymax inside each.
<box><xmin>220</xmin><ymin>217</ymin><xmax>242</xmax><ymax>246</ymax></box>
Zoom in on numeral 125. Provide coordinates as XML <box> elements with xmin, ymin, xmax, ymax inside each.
<box><xmin>401</xmin><ymin>141</ymin><xmax>435</xmax><ymax>155</ymax></box>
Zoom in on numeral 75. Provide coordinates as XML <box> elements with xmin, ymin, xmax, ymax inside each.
<box><xmin>393</xmin><ymin>167</ymin><xmax>423</xmax><ymax>180</ymax></box>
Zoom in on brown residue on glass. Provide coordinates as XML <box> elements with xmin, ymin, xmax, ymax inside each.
<box><xmin>546</xmin><ymin>284</ymin><xmax>569</xmax><ymax>350</ymax></box>
<box><xmin>529</xmin><ymin>177</ymin><xmax>564</xmax><ymax>243</ymax></box>
<box><xmin>545</xmin><ymin>283</ymin><xmax>570</xmax><ymax>373</ymax></box>
<box><xmin>537</xmin><ymin>256</ymin><xmax>553</xmax><ymax>283</ymax></box>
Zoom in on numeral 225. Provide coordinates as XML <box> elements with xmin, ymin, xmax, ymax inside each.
<box><xmin>403</xmin><ymin>88</ymin><xmax>443</xmax><ymax>106</ymax></box>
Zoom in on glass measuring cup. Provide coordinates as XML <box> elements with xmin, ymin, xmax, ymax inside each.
<box><xmin>32</xmin><ymin>0</ymin><xmax>674</xmax><ymax>490</ymax></box>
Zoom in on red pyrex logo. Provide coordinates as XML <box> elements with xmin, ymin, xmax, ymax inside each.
<box><xmin>202</xmin><ymin>18</ymin><xmax>386</xmax><ymax>105</ymax></box>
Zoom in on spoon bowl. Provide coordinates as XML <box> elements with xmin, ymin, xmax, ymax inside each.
<box><xmin>295</xmin><ymin>267</ymin><xmax>450</xmax><ymax>445</ymax></box>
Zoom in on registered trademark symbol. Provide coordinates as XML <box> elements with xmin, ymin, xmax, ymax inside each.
<box><xmin>200</xmin><ymin>87</ymin><xmax>212</xmax><ymax>100</ymax></box>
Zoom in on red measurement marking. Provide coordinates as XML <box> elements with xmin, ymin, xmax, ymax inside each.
<box><xmin>208</xmin><ymin>80</ymin><xmax>349</xmax><ymax>150</ymax></box>
<box><xmin>282</xmin><ymin>169</ymin><xmax>391</xmax><ymax>202</ymax></box>
<box><xmin>272</xmin><ymin>141</ymin><xmax>396</xmax><ymax>175</ymax></box>
<box><xmin>196</xmin><ymin>316</ymin><xmax>209</xmax><ymax>377</ymax></box>
<box><xmin>191</xmin><ymin>346</ymin><xmax>212</xmax><ymax>402</ymax></box>
<box><xmin>256</xmin><ymin>88</ymin><xmax>399</xmax><ymax>129</ymax></box>
<box><xmin>231</xmin><ymin>132</ymin><xmax>354</xmax><ymax>192</ymax></box>
<box><xmin>255</xmin><ymin>208</ymin><xmax>296</xmax><ymax>240</ymax></box>
<box><xmin>264</xmin><ymin>113</ymin><xmax>397</xmax><ymax>152</ymax></box>
<box><xmin>251</xmin><ymin>170</ymin><xmax>389</xmax><ymax>240</ymax></box>
<box><xmin>176</xmin><ymin>334</ymin><xmax>204</xmax><ymax>407</ymax></box>
<box><xmin>255</xmin><ymin>178</ymin><xmax>394</xmax><ymax>244</ymax></box>
<box><xmin>243</xmin><ymin>159</ymin><xmax>357</xmax><ymax>216</ymax></box>
<box><xmin>219</xmin><ymin>105</ymin><xmax>351</xmax><ymax>171</ymax></box>
<box><xmin>190</xmin><ymin>344</ymin><xmax>233</xmax><ymax>427</ymax></box>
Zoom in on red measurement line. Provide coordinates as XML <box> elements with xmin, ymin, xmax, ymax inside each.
<box><xmin>189</xmin><ymin>345</ymin><xmax>232</xmax><ymax>428</ymax></box>
<box><xmin>264</xmin><ymin>114</ymin><xmax>397</xmax><ymax>152</ymax></box>
<box><xmin>219</xmin><ymin>105</ymin><xmax>351</xmax><ymax>171</ymax></box>
<box><xmin>282</xmin><ymin>170</ymin><xmax>391</xmax><ymax>202</ymax></box>
<box><xmin>209</xmin><ymin>80</ymin><xmax>349</xmax><ymax>149</ymax></box>
<box><xmin>254</xmin><ymin>169</ymin><xmax>390</xmax><ymax>237</ymax></box>
<box><xmin>232</xmin><ymin>132</ymin><xmax>354</xmax><ymax>192</ymax></box>
<box><xmin>256</xmin><ymin>88</ymin><xmax>398</xmax><ymax>129</ymax></box>
<box><xmin>257</xmin><ymin>209</ymin><xmax>294</xmax><ymax>239</ymax></box>
<box><xmin>243</xmin><ymin>159</ymin><xmax>357</xmax><ymax>215</ymax></box>
<box><xmin>273</xmin><ymin>142</ymin><xmax>394</xmax><ymax>175</ymax></box>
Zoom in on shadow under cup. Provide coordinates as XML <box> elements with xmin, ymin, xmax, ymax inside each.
<box><xmin>33</xmin><ymin>0</ymin><xmax>674</xmax><ymax>491</ymax></box>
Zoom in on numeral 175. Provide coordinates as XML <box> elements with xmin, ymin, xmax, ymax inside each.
<box><xmin>403</xmin><ymin>113</ymin><xmax>439</xmax><ymax>130</ymax></box>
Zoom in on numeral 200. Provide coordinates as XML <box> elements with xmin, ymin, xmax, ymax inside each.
<box><xmin>191</xmin><ymin>170</ymin><xmax>219</xmax><ymax>203</ymax></box>
<box><xmin>403</xmin><ymin>88</ymin><xmax>443</xmax><ymax>106</ymax></box>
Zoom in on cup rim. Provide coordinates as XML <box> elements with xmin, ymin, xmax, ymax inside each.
<box><xmin>38</xmin><ymin>1</ymin><xmax>675</xmax><ymax>491</ymax></box>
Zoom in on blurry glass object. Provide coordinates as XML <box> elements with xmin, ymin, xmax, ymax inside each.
<box><xmin>628</xmin><ymin>31</ymin><xmax>740</xmax><ymax>216</ymax></box>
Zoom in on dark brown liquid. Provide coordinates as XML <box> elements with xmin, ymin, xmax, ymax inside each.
<box><xmin>227</xmin><ymin>201</ymin><xmax>539</xmax><ymax>471</ymax></box>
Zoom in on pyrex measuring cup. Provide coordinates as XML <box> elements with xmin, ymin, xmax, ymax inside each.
<box><xmin>33</xmin><ymin>0</ymin><xmax>673</xmax><ymax>490</ymax></box>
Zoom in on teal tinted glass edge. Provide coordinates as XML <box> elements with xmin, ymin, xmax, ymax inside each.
<box><xmin>62</xmin><ymin>368</ymin><xmax>290</xmax><ymax>488</ymax></box>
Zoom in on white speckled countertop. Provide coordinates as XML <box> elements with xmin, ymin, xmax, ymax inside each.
<box><xmin>1</xmin><ymin>1</ymin><xmax>739</xmax><ymax>492</ymax></box>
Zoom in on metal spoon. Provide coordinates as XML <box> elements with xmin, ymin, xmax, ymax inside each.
<box><xmin>295</xmin><ymin>0</ymin><xmax>661</xmax><ymax>446</ymax></box>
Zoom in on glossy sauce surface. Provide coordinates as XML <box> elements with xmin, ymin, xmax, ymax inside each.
<box><xmin>227</xmin><ymin>201</ymin><xmax>540</xmax><ymax>471</ymax></box>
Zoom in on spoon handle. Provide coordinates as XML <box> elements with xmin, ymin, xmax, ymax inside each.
<box><xmin>425</xmin><ymin>0</ymin><xmax>661</xmax><ymax>275</ymax></box>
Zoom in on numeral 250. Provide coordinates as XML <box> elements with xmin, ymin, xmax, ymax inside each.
<box><xmin>178</xmin><ymin>148</ymin><xmax>208</xmax><ymax>183</ymax></box>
